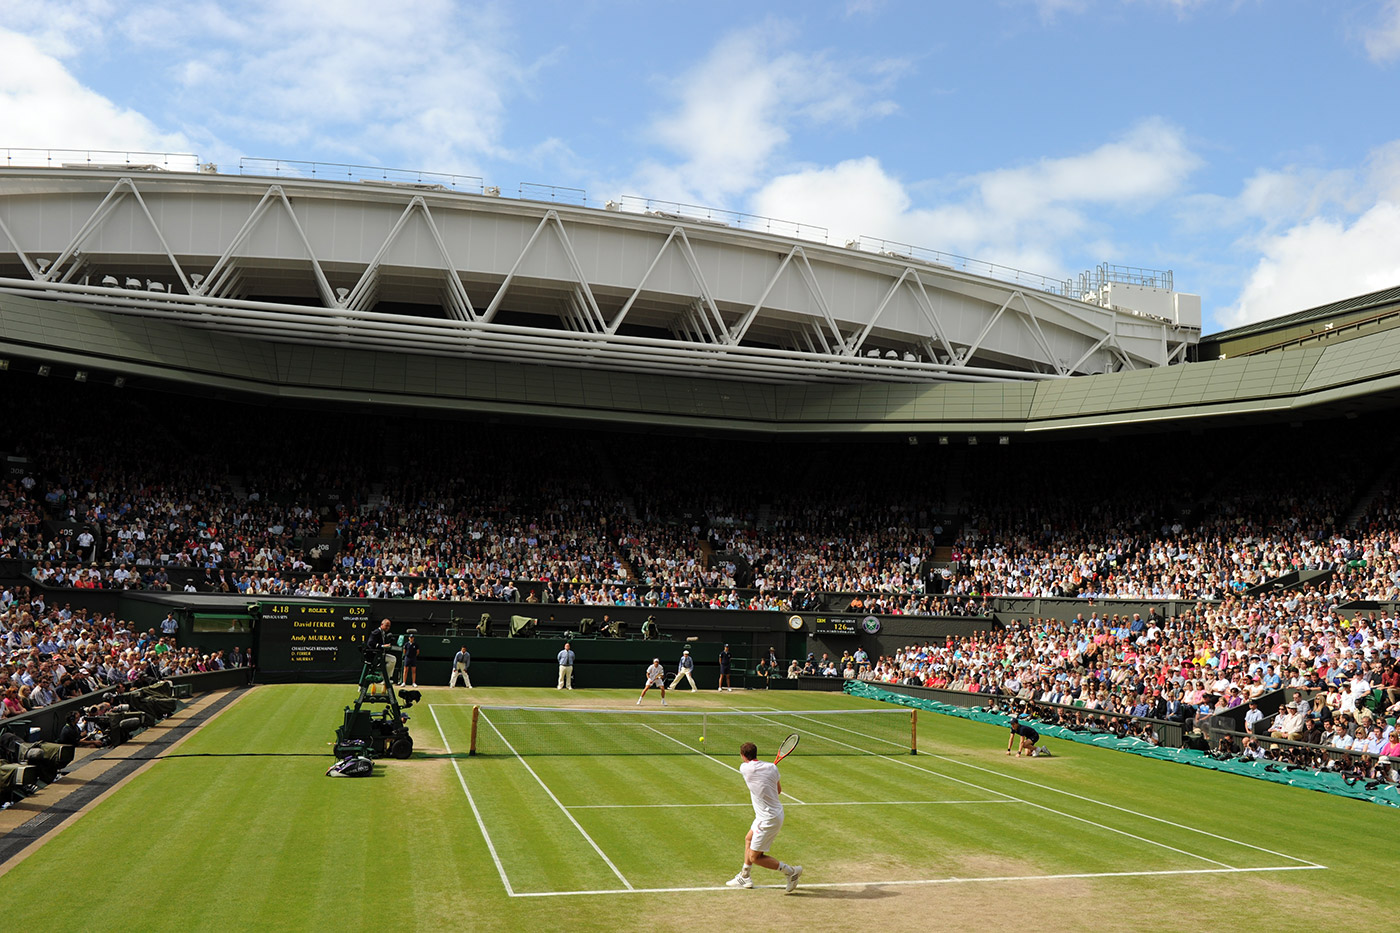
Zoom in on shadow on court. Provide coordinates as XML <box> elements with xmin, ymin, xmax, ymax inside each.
<box><xmin>795</xmin><ymin>885</ymin><xmax>900</xmax><ymax>900</ymax></box>
<box><xmin>120</xmin><ymin>752</ymin><xmax>330</xmax><ymax>760</ymax></box>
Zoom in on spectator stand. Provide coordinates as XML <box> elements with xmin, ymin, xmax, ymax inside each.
<box><xmin>871</xmin><ymin>681</ymin><xmax>1186</xmax><ymax>747</ymax></box>
<box><xmin>847</xmin><ymin>681</ymin><xmax>1400</xmax><ymax>808</ymax></box>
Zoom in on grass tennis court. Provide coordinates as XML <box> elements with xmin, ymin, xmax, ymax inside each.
<box><xmin>2</xmin><ymin>684</ymin><xmax>1396</xmax><ymax>932</ymax></box>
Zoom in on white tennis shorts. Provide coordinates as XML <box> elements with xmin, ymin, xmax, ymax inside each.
<box><xmin>748</xmin><ymin>813</ymin><xmax>783</xmax><ymax>853</ymax></box>
<box><xmin>646</xmin><ymin>674</ymin><xmax>665</xmax><ymax>686</ymax></box>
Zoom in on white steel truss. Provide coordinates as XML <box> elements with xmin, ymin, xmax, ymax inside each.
<box><xmin>0</xmin><ymin>170</ymin><xmax>1198</xmax><ymax>384</ymax></box>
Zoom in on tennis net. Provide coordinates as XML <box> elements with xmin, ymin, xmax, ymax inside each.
<box><xmin>467</xmin><ymin>706</ymin><xmax>916</xmax><ymax>757</ymax></box>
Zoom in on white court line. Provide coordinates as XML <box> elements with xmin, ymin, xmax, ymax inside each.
<box><xmin>757</xmin><ymin>713</ymin><xmax>1236</xmax><ymax>870</ymax></box>
<box><xmin>569</xmin><ymin>800</ymin><xmax>1017</xmax><ymax>809</ymax></box>
<box><xmin>638</xmin><ymin>721</ymin><xmax>805</xmax><ymax>804</ymax></box>
<box><xmin>480</xmin><ymin>709</ymin><xmax>634</xmax><ymax>891</ymax></box>
<box><xmin>926</xmin><ymin>749</ymin><xmax>1325</xmax><ymax>868</ymax></box>
<box><xmin>782</xmin><ymin>709</ymin><xmax>1326</xmax><ymax>869</ymax></box>
<box><xmin>430</xmin><ymin>705</ymin><xmax>515</xmax><ymax>897</ymax></box>
<box><xmin>506</xmin><ymin>863</ymin><xmax>1325</xmax><ymax>897</ymax></box>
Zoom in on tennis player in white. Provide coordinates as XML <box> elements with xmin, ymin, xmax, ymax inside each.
<box><xmin>727</xmin><ymin>742</ymin><xmax>802</xmax><ymax>892</ymax></box>
<box><xmin>637</xmin><ymin>659</ymin><xmax>668</xmax><ymax>705</ymax></box>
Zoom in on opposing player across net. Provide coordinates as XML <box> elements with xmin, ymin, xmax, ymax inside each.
<box><xmin>465</xmin><ymin>706</ymin><xmax>917</xmax><ymax>757</ymax></box>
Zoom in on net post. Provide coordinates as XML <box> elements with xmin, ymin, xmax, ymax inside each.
<box><xmin>469</xmin><ymin>705</ymin><xmax>480</xmax><ymax>756</ymax></box>
<box><xmin>910</xmin><ymin>709</ymin><xmax>918</xmax><ymax>755</ymax></box>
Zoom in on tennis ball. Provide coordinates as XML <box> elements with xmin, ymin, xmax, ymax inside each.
<box><xmin>699</xmin><ymin>736</ymin><xmax>705</xmax><ymax>743</ymax></box>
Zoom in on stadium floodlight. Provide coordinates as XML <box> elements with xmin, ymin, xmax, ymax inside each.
<box><xmin>998</xmin><ymin>435</ymin><xmax>1009</xmax><ymax>446</ymax></box>
<box><xmin>74</xmin><ymin>370</ymin><xmax>87</xmax><ymax>382</ymax></box>
<box><xmin>0</xmin><ymin>359</ymin><xmax>8</xmax><ymax>370</ymax></box>
<box><xmin>35</xmin><ymin>258</ymin><xmax>50</xmax><ymax>273</ymax></box>
<box><xmin>124</xmin><ymin>277</ymin><xmax>141</xmax><ymax>289</ymax></box>
<box><xmin>36</xmin><ymin>365</ymin><xmax>50</xmax><ymax>376</ymax></box>
<box><xmin>147</xmin><ymin>280</ymin><xmax>165</xmax><ymax>292</ymax></box>
<box><xmin>938</xmin><ymin>436</ymin><xmax>949</xmax><ymax>445</ymax></box>
<box><xmin>189</xmin><ymin>273</ymin><xmax>205</xmax><ymax>288</ymax></box>
<box><xmin>335</xmin><ymin>287</ymin><xmax>350</xmax><ymax>302</ymax></box>
<box><xmin>101</xmin><ymin>275</ymin><xmax>119</xmax><ymax>287</ymax></box>
<box><xmin>113</xmin><ymin>376</ymin><xmax>125</xmax><ymax>388</ymax></box>
<box><xmin>968</xmin><ymin>436</ymin><xmax>978</xmax><ymax>446</ymax></box>
<box><xmin>907</xmin><ymin>435</ymin><xmax>918</xmax><ymax>446</ymax></box>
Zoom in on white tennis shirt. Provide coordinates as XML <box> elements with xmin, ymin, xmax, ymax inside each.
<box><xmin>740</xmin><ymin>759</ymin><xmax>783</xmax><ymax>820</ymax></box>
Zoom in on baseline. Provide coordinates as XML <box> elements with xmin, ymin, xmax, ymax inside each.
<box><xmin>506</xmin><ymin>863</ymin><xmax>1326</xmax><ymax>898</ymax></box>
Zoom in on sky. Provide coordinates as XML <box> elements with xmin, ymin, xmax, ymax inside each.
<box><xmin>2</xmin><ymin>0</ymin><xmax>1399</xmax><ymax>334</ymax></box>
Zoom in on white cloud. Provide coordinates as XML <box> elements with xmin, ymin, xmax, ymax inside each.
<box><xmin>122</xmin><ymin>0</ymin><xmax>525</xmax><ymax>174</ymax></box>
<box><xmin>844</xmin><ymin>0</ymin><xmax>886</xmax><ymax>15</ymax></box>
<box><xmin>627</xmin><ymin>27</ymin><xmax>901</xmax><ymax>205</ymax></box>
<box><xmin>1190</xmin><ymin>139</ymin><xmax>1400</xmax><ymax>328</ymax></box>
<box><xmin>751</xmin><ymin>119</ymin><xmax>1199</xmax><ymax>278</ymax></box>
<box><xmin>3</xmin><ymin>1</ymin><xmax>532</xmax><ymax>176</ymax></box>
<box><xmin>1220</xmin><ymin>201</ymin><xmax>1400</xmax><ymax>328</ymax></box>
<box><xmin>3</xmin><ymin>0</ymin><xmax>113</xmax><ymax>59</ymax></box>
<box><xmin>750</xmin><ymin>156</ymin><xmax>910</xmax><ymax>241</ymax></box>
<box><xmin>1025</xmin><ymin>0</ymin><xmax>1091</xmax><ymax>23</ymax></box>
<box><xmin>1365</xmin><ymin>0</ymin><xmax>1400</xmax><ymax>63</ymax></box>
<box><xmin>0</xmin><ymin>28</ymin><xmax>193</xmax><ymax>156</ymax></box>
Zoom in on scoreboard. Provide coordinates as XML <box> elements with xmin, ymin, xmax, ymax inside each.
<box><xmin>256</xmin><ymin>603</ymin><xmax>373</xmax><ymax>681</ymax></box>
<box><xmin>813</xmin><ymin>617</ymin><xmax>860</xmax><ymax>635</ymax></box>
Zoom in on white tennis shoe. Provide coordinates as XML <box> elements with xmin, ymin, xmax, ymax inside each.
<box><xmin>785</xmin><ymin>865</ymin><xmax>803</xmax><ymax>893</ymax></box>
<box><xmin>726</xmin><ymin>873</ymin><xmax>753</xmax><ymax>889</ymax></box>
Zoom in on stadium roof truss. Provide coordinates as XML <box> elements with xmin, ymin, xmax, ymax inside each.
<box><xmin>0</xmin><ymin>168</ymin><xmax>1197</xmax><ymax>384</ymax></box>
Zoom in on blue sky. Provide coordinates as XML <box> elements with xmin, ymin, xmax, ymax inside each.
<box><xmin>3</xmin><ymin>0</ymin><xmax>1399</xmax><ymax>333</ymax></box>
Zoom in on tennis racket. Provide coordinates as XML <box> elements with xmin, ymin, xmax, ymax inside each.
<box><xmin>774</xmin><ymin>732</ymin><xmax>800</xmax><ymax>763</ymax></box>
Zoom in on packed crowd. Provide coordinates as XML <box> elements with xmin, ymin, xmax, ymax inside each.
<box><xmin>1</xmin><ymin>584</ymin><xmax>243</xmax><ymax>724</ymax></box>
<box><xmin>4</xmin><ymin>380</ymin><xmax>1400</xmax><ymax>755</ymax></box>
<box><xmin>3</xmin><ymin>383</ymin><xmax>1395</xmax><ymax>619</ymax></box>
<box><xmin>853</xmin><ymin>592</ymin><xmax>1399</xmax><ymax>781</ymax></box>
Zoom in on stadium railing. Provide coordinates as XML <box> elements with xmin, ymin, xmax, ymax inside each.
<box><xmin>2</xmin><ymin>667</ymin><xmax>253</xmax><ymax>742</ymax></box>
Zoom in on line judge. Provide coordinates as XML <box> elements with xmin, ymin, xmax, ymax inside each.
<box><xmin>557</xmin><ymin>641</ymin><xmax>575</xmax><ymax>690</ymax></box>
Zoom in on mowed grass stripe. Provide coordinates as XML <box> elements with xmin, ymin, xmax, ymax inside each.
<box><xmin>430</xmin><ymin>703</ymin><xmax>628</xmax><ymax>894</ymax></box>
<box><xmin>8</xmin><ymin>685</ymin><xmax>1392</xmax><ymax>932</ymax></box>
<box><xmin>771</xmin><ymin>714</ymin><xmax>1245</xmax><ymax>870</ymax></box>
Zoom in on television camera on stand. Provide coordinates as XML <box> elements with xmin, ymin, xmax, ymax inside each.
<box><xmin>333</xmin><ymin>632</ymin><xmax>416</xmax><ymax>760</ymax></box>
